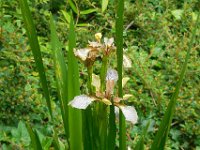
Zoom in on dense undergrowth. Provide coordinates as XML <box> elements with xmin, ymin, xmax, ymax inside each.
<box><xmin>0</xmin><ymin>0</ymin><xmax>200</xmax><ymax>149</ymax></box>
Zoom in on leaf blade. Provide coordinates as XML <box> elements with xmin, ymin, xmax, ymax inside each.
<box><xmin>150</xmin><ymin>12</ymin><xmax>200</xmax><ymax>150</ymax></box>
<box><xmin>19</xmin><ymin>0</ymin><xmax>52</xmax><ymax>117</ymax></box>
<box><xmin>50</xmin><ymin>14</ymin><xmax>69</xmax><ymax>138</ymax></box>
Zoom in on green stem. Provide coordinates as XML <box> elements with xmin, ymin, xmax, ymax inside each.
<box><xmin>116</xmin><ymin>0</ymin><xmax>125</xmax><ymax>149</ymax></box>
<box><xmin>100</xmin><ymin>56</ymin><xmax>108</xmax><ymax>92</ymax></box>
<box><xmin>87</xmin><ymin>66</ymin><xmax>93</xmax><ymax>95</ymax></box>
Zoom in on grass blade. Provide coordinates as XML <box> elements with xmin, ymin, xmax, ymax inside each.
<box><xmin>26</xmin><ymin>124</ymin><xmax>43</xmax><ymax>150</ymax></box>
<box><xmin>115</xmin><ymin>0</ymin><xmax>125</xmax><ymax>149</ymax></box>
<box><xmin>68</xmin><ymin>0</ymin><xmax>78</xmax><ymax>14</ymax></box>
<box><xmin>67</xmin><ymin>13</ymin><xmax>83</xmax><ymax>150</ymax></box>
<box><xmin>50</xmin><ymin>15</ymin><xmax>69</xmax><ymax>138</ymax></box>
<box><xmin>134</xmin><ymin>121</ymin><xmax>150</xmax><ymax>150</ymax></box>
<box><xmin>150</xmin><ymin>12</ymin><xmax>200</xmax><ymax>150</ymax></box>
<box><xmin>19</xmin><ymin>0</ymin><xmax>52</xmax><ymax>117</ymax></box>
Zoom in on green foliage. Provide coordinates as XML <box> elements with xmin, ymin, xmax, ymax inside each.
<box><xmin>1</xmin><ymin>0</ymin><xmax>200</xmax><ymax>149</ymax></box>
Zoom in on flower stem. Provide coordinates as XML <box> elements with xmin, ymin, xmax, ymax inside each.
<box><xmin>87</xmin><ymin>66</ymin><xmax>93</xmax><ymax>95</ymax></box>
<box><xmin>100</xmin><ymin>56</ymin><xmax>108</xmax><ymax>92</ymax></box>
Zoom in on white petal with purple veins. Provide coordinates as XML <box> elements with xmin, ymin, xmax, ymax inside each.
<box><xmin>106</xmin><ymin>68</ymin><xmax>118</xmax><ymax>81</ymax></box>
<box><xmin>119</xmin><ymin>106</ymin><xmax>138</xmax><ymax>124</ymax></box>
<box><xmin>68</xmin><ymin>95</ymin><xmax>94</xmax><ymax>109</ymax></box>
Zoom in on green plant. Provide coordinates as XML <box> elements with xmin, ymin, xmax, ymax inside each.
<box><xmin>16</xmin><ymin>0</ymin><xmax>200</xmax><ymax>149</ymax></box>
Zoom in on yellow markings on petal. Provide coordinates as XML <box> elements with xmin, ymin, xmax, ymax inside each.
<box><xmin>102</xmin><ymin>98</ymin><xmax>112</xmax><ymax>105</ymax></box>
<box><xmin>123</xmin><ymin>54</ymin><xmax>132</xmax><ymax>68</ymax></box>
<box><xmin>122</xmin><ymin>77</ymin><xmax>130</xmax><ymax>88</ymax></box>
<box><xmin>92</xmin><ymin>74</ymin><xmax>101</xmax><ymax>92</ymax></box>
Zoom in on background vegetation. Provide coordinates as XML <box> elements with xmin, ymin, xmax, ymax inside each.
<box><xmin>0</xmin><ymin>0</ymin><xmax>200</xmax><ymax>149</ymax></box>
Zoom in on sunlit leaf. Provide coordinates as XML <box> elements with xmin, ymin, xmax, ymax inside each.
<box><xmin>80</xmin><ymin>9</ymin><xmax>97</xmax><ymax>15</ymax></box>
<box><xmin>61</xmin><ymin>10</ymin><xmax>70</xmax><ymax>23</ymax></box>
<box><xmin>68</xmin><ymin>0</ymin><xmax>78</xmax><ymax>14</ymax></box>
<box><xmin>171</xmin><ymin>9</ymin><xmax>184</xmax><ymax>20</ymax></box>
<box><xmin>102</xmin><ymin>0</ymin><xmax>109</xmax><ymax>13</ymax></box>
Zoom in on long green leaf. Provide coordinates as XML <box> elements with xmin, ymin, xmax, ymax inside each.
<box><xmin>107</xmin><ymin>104</ymin><xmax>116</xmax><ymax>150</ymax></box>
<box><xmin>116</xmin><ymin>0</ymin><xmax>125</xmax><ymax>149</ymax></box>
<box><xmin>67</xmin><ymin>13</ymin><xmax>83</xmax><ymax>150</ymax></box>
<box><xmin>19</xmin><ymin>0</ymin><xmax>52</xmax><ymax>117</ymax></box>
<box><xmin>50</xmin><ymin>15</ymin><xmax>69</xmax><ymax>139</ymax></box>
<box><xmin>68</xmin><ymin>0</ymin><xmax>78</xmax><ymax>14</ymax></box>
<box><xmin>80</xmin><ymin>9</ymin><xmax>97</xmax><ymax>15</ymax></box>
<box><xmin>26</xmin><ymin>124</ymin><xmax>43</xmax><ymax>150</ymax></box>
<box><xmin>150</xmin><ymin>12</ymin><xmax>200</xmax><ymax>150</ymax></box>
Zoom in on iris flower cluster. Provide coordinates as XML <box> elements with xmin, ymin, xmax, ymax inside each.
<box><xmin>68</xmin><ymin>33</ymin><xmax>138</xmax><ymax>124</ymax></box>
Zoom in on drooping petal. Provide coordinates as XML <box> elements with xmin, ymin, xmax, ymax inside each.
<box><xmin>74</xmin><ymin>48</ymin><xmax>90</xmax><ymax>61</ymax></box>
<box><xmin>106</xmin><ymin>68</ymin><xmax>118</xmax><ymax>82</ymax></box>
<box><xmin>119</xmin><ymin>105</ymin><xmax>138</xmax><ymax>124</ymax></box>
<box><xmin>68</xmin><ymin>95</ymin><xmax>94</xmax><ymax>109</ymax></box>
<box><xmin>92</xmin><ymin>74</ymin><xmax>100</xmax><ymax>92</ymax></box>
<box><xmin>123</xmin><ymin>54</ymin><xmax>132</xmax><ymax>68</ymax></box>
<box><xmin>122</xmin><ymin>77</ymin><xmax>130</xmax><ymax>88</ymax></box>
